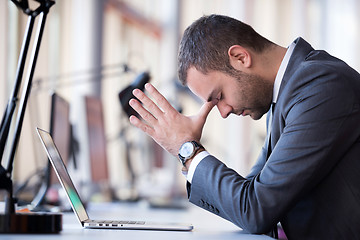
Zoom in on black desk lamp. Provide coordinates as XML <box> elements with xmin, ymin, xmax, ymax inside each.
<box><xmin>117</xmin><ymin>72</ymin><xmax>150</xmax><ymax>200</ymax></box>
<box><xmin>0</xmin><ymin>0</ymin><xmax>61</xmax><ymax>233</ymax></box>
<box><xmin>118</xmin><ymin>71</ymin><xmax>151</xmax><ymax>117</ymax></box>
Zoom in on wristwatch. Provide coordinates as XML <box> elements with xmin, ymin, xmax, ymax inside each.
<box><xmin>178</xmin><ymin>141</ymin><xmax>204</xmax><ymax>166</ymax></box>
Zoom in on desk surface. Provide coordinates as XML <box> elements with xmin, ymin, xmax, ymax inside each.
<box><xmin>2</xmin><ymin>201</ymin><xmax>273</xmax><ymax>240</ymax></box>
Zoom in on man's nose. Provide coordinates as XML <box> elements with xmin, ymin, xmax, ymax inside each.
<box><xmin>216</xmin><ymin>102</ymin><xmax>232</xmax><ymax>118</ymax></box>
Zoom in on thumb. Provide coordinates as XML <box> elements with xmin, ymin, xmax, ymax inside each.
<box><xmin>189</xmin><ymin>100</ymin><xmax>217</xmax><ymax>141</ymax></box>
<box><xmin>197</xmin><ymin>100</ymin><xmax>217</xmax><ymax>123</ymax></box>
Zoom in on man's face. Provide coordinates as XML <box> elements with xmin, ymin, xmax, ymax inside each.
<box><xmin>186</xmin><ymin>66</ymin><xmax>273</xmax><ymax>120</ymax></box>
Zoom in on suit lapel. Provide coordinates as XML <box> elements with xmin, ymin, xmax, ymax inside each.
<box><xmin>277</xmin><ymin>37</ymin><xmax>314</xmax><ymax>101</ymax></box>
<box><xmin>267</xmin><ymin>38</ymin><xmax>315</xmax><ymax>159</ymax></box>
<box><xmin>266</xmin><ymin>103</ymin><xmax>275</xmax><ymax>159</ymax></box>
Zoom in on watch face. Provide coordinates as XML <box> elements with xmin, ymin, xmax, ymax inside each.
<box><xmin>179</xmin><ymin>141</ymin><xmax>195</xmax><ymax>158</ymax></box>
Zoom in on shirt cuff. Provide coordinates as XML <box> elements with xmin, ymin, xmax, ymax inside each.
<box><xmin>186</xmin><ymin>151</ymin><xmax>209</xmax><ymax>183</ymax></box>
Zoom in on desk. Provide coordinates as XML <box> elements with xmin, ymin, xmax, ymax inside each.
<box><xmin>2</xmin><ymin>201</ymin><xmax>273</xmax><ymax>240</ymax></box>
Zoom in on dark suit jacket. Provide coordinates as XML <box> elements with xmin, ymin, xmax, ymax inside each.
<box><xmin>187</xmin><ymin>38</ymin><xmax>360</xmax><ymax>239</ymax></box>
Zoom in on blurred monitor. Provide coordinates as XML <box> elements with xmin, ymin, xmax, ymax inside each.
<box><xmin>31</xmin><ymin>92</ymin><xmax>71</xmax><ymax>208</ymax></box>
<box><xmin>85</xmin><ymin>96</ymin><xmax>109</xmax><ymax>182</ymax></box>
<box><xmin>49</xmin><ymin>93</ymin><xmax>71</xmax><ymax>184</ymax></box>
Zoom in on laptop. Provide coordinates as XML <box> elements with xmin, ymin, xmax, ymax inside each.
<box><xmin>36</xmin><ymin>127</ymin><xmax>193</xmax><ymax>231</ymax></box>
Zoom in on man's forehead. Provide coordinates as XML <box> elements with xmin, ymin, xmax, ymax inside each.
<box><xmin>187</xmin><ymin>67</ymin><xmax>217</xmax><ymax>103</ymax></box>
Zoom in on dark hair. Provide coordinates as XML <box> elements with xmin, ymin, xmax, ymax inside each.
<box><xmin>178</xmin><ymin>14</ymin><xmax>273</xmax><ymax>85</ymax></box>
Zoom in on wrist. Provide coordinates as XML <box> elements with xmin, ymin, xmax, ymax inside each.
<box><xmin>183</xmin><ymin>147</ymin><xmax>205</xmax><ymax>171</ymax></box>
<box><xmin>183</xmin><ymin>159</ymin><xmax>193</xmax><ymax>172</ymax></box>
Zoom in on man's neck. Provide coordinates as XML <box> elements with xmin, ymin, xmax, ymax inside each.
<box><xmin>255</xmin><ymin>44</ymin><xmax>287</xmax><ymax>85</ymax></box>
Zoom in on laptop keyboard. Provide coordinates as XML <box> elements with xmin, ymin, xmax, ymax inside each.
<box><xmin>88</xmin><ymin>220</ymin><xmax>146</xmax><ymax>227</ymax></box>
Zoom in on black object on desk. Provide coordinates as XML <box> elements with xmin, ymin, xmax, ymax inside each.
<box><xmin>0</xmin><ymin>0</ymin><xmax>61</xmax><ymax>234</ymax></box>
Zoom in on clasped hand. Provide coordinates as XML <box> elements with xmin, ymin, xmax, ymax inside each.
<box><xmin>129</xmin><ymin>83</ymin><xmax>216</xmax><ymax>156</ymax></box>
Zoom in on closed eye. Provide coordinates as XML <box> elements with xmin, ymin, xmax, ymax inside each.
<box><xmin>207</xmin><ymin>89</ymin><xmax>222</xmax><ymax>103</ymax></box>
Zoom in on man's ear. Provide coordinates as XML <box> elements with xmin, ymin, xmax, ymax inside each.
<box><xmin>228</xmin><ymin>45</ymin><xmax>252</xmax><ymax>70</ymax></box>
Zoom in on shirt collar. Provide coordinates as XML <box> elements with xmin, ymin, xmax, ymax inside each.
<box><xmin>272</xmin><ymin>41</ymin><xmax>296</xmax><ymax>103</ymax></box>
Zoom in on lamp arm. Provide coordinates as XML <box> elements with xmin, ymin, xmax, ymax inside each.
<box><xmin>0</xmin><ymin>0</ymin><xmax>55</xmax><ymax>216</ymax></box>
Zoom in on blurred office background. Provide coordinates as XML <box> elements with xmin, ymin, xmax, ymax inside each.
<box><xmin>1</xmin><ymin>0</ymin><xmax>360</xmax><ymax>206</ymax></box>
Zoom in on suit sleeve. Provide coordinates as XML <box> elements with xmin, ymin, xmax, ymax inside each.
<box><xmin>187</xmin><ymin>68</ymin><xmax>360</xmax><ymax>234</ymax></box>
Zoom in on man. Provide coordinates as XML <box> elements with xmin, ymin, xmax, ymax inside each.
<box><xmin>128</xmin><ymin>14</ymin><xmax>360</xmax><ymax>239</ymax></box>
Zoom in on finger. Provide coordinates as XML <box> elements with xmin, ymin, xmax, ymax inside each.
<box><xmin>144</xmin><ymin>83</ymin><xmax>177</xmax><ymax>114</ymax></box>
<box><xmin>129</xmin><ymin>98</ymin><xmax>157</xmax><ymax>125</ymax></box>
<box><xmin>129</xmin><ymin>115</ymin><xmax>155</xmax><ymax>136</ymax></box>
<box><xmin>198</xmin><ymin>100</ymin><xmax>217</xmax><ymax>121</ymax></box>
<box><xmin>132</xmin><ymin>88</ymin><xmax>164</xmax><ymax>117</ymax></box>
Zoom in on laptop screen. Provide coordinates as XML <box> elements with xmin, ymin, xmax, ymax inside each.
<box><xmin>37</xmin><ymin>128</ymin><xmax>89</xmax><ymax>223</ymax></box>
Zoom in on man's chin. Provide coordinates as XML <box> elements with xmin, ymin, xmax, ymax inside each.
<box><xmin>238</xmin><ymin>110</ymin><xmax>263</xmax><ymax>120</ymax></box>
<box><xmin>249</xmin><ymin>112</ymin><xmax>263</xmax><ymax>120</ymax></box>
